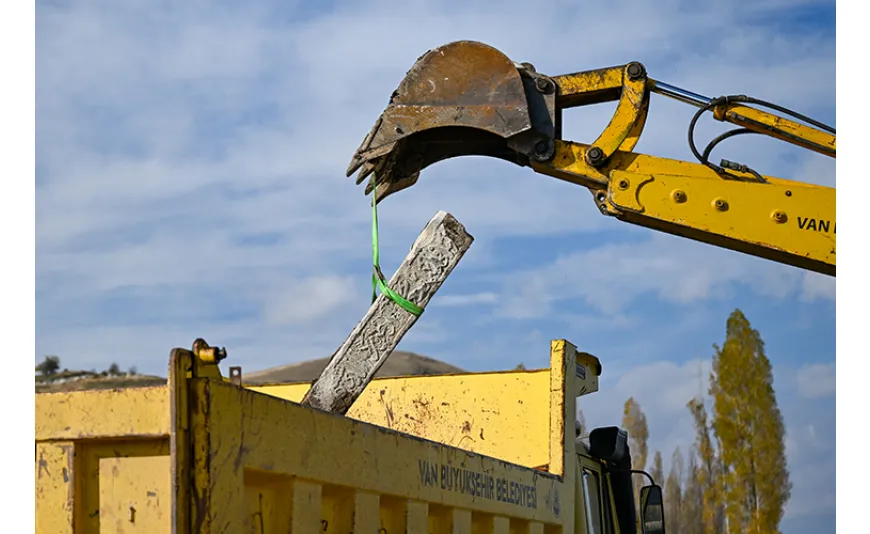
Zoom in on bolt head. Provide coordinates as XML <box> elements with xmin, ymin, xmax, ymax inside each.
<box><xmin>627</xmin><ymin>62</ymin><xmax>645</xmax><ymax>80</ymax></box>
<box><xmin>535</xmin><ymin>77</ymin><xmax>551</xmax><ymax>93</ymax></box>
<box><xmin>587</xmin><ymin>147</ymin><xmax>604</xmax><ymax>161</ymax></box>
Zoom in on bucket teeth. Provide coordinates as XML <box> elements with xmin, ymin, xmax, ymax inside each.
<box><xmin>346</xmin><ymin>40</ymin><xmax>557</xmax><ymax>201</ymax></box>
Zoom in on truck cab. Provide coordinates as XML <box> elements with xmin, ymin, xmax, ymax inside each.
<box><xmin>577</xmin><ymin>429</ymin><xmax>664</xmax><ymax>534</ymax></box>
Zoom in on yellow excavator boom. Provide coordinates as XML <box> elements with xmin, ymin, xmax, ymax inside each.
<box><xmin>347</xmin><ymin>41</ymin><xmax>836</xmax><ymax>276</ymax></box>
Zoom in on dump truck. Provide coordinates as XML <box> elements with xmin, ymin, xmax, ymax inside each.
<box><xmin>35</xmin><ymin>339</ymin><xmax>664</xmax><ymax>533</ymax></box>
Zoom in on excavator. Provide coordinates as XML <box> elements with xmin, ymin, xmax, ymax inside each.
<box><xmin>346</xmin><ymin>40</ymin><xmax>836</xmax><ymax>277</ymax></box>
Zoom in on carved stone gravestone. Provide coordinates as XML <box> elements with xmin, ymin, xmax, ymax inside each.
<box><xmin>301</xmin><ymin>211</ymin><xmax>474</xmax><ymax>414</ymax></box>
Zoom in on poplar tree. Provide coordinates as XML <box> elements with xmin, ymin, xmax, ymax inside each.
<box><xmin>665</xmin><ymin>447</ymin><xmax>684</xmax><ymax>534</ymax></box>
<box><xmin>681</xmin><ymin>451</ymin><xmax>704</xmax><ymax>532</ymax></box>
<box><xmin>709</xmin><ymin>309</ymin><xmax>791</xmax><ymax>533</ymax></box>
<box><xmin>650</xmin><ymin>450</ymin><xmax>664</xmax><ymax>487</ymax></box>
<box><xmin>622</xmin><ymin>397</ymin><xmax>650</xmax><ymax>511</ymax></box>
<box><xmin>688</xmin><ymin>397</ymin><xmax>724</xmax><ymax>534</ymax></box>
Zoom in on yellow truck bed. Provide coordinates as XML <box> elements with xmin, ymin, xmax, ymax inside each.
<box><xmin>35</xmin><ymin>340</ymin><xmax>597</xmax><ymax>533</ymax></box>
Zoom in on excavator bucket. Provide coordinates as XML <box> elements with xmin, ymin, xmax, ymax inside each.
<box><xmin>347</xmin><ymin>40</ymin><xmax>558</xmax><ymax>201</ymax></box>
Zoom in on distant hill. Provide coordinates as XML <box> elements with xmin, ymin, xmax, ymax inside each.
<box><xmin>35</xmin><ymin>350</ymin><xmax>465</xmax><ymax>392</ymax></box>
<box><xmin>242</xmin><ymin>350</ymin><xmax>466</xmax><ymax>385</ymax></box>
<box><xmin>35</xmin><ymin>370</ymin><xmax>165</xmax><ymax>393</ymax></box>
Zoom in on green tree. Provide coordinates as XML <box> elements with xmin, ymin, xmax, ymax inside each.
<box><xmin>622</xmin><ymin>397</ymin><xmax>649</xmax><ymax>516</ymax></box>
<box><xmin>665</xmin><ymin>447</ymin><xmax>685</xmax><ymax>534</ymax></box>
<box><xmin>36</xmin><ymin>355</ymin><xmax>61</xmax><ymax>377</ymax></box>
<box><xmin>709</xmin><ymin>309</ymin><xmax>791</xmax><ymax>533</ymax></box>
<box><xmin>108</xmin><ymin>362</ymin><xmax>121</xmax><ymax>376</ymax></box>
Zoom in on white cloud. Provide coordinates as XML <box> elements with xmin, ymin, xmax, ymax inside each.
<box><xmin>490</xmin><ymin>231</ymin><xmax>828</xmax><ymax>319</ymax></box>
<box><xmin>801</xmin><ymin>273</ymin><xmax>836</xmax><ymax>302</ymax></box>
<box><xmin>796</xmin><ymin>362</ymin><xmax>836</xmax><ymax>399</ymax></box>
<box><xmin>434</xmin><ymin>292</ymin><xmax>499</xmax><ymax>307</ymax></box>
<box><xmin>262</xmin><ymin>275</ymin><xmax>357</xmax><ymax>326</ymax></box>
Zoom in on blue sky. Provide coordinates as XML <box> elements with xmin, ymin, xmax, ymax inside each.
<box><xmin>35</xmin><ymin>0</ymin><xmax>835</xmax><ymax>531</ymax></box>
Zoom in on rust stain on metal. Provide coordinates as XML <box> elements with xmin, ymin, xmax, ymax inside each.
<box><xmin>379</xmin><ymin>389</ymin><xmax>395</xmax><ymax>428</ymax></box>
<box><xmin>38</xmin><ymin>451</ymin><xmax>49</xmax><ymax>478</ymax></box>
<box><xmin>346</xmin><ymin>40</ymin><xmax>554</xmax><ymax>201</ymax></box>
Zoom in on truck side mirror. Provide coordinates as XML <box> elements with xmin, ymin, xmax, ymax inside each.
<box><xmin>639</xmin><ymin>484</ymin><xmax>666</xmax><ymax>534</ymax></box>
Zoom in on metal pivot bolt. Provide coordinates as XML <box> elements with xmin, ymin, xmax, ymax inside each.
<box><xmin>771</xmin><ymin>210</ymin><xmax>788</xmax><ymax>223</ymax></box>
<box><xmin>713</xmin><ymin>198</ymin><xmax>729</xmax><ymax>212</ymax></box>
<box><xmin>535</xmin><ymin>77</ymin><xmax>553</xmax><ymax>94</ymax></box>
<box><xmin>596</xmin><ymin>192</ymin><xmax>608</xmax><ymax>212</ymax></box>
<box><xmin>671</xmin><ymin>190</ymin><xmax>687</xmax><ymax>203</ymax></box>
<box><xmin>626</xmin><ymin>62</ymin><xmax>646</xmax><ymax>80</ymax></box>
<box><xmin>192</xmin><ymin>338</ymin><xmax>228</xmax><ymax>364</ymax></box>
<box><xmin>533</xmin><ymin>140</ymin><xmax>553</xmax><ymax>161</ymax></box>
<box><xmin>617</xmin><ymin>178</ymin><xmax>630</xmax><ymax>190</ymax></box>
<box><xmin>586</xmin><ymin>146</ymin><xmax>605</xmax><ymax>166</ymax></box>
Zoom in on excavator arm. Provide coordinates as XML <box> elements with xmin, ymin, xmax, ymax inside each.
<box><xmin>346</xmin><ymin>41</ymin><xmax>836</xmax><ymax>276</ymax></box>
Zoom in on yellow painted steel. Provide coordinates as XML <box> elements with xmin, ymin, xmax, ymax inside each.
<box><xmin>534</xmin><ymin>141</ymin><xmax>835</xmax><ymax>275</ymax></box>
<box><xmin>254</xmin><ymin>372</ymin><xmax>553</xmax><ymax>470</ymax></box>
<box><xmin>35</xmin><ymin>386</ymin><xmax>169</xmax><ymax>440</ymax></box>
<box><xmin>538</xmin><ymin>63</ymin><xmax>836</xmax><ymax>276</ymax></box>
<box><xmin>553</xmin><ymin>67</ymin><xmax>623</xmax><ymax>106</ymax></box>
<box><xmin>712</xmin><ymin>103</ymin><xmax>836</xmax><ymax>157</ymax></box>
<box><xmin>35</xmin><ymin>340</ymin><xmax>610</xmax><ymax>533</ymax></box>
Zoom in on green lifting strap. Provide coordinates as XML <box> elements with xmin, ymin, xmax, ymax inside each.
<box><xmin>370</xmin><ymin>172</ymin><xmax>424</xmax><ymax>316</ymax></box>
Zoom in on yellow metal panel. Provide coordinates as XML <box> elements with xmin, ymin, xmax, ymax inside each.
<box><xmin>250</xmin><ymin>370</ymin><xmax>560</xmax><ymax>472</ymax></box>
<box><xmin>492</xmin><ymin>516</ymin><xmax>510</xmax><ymax>534</ymax></box>
<box><xmin>169</xmin><ymin>349</ymin><xmax>191</xmax><ymax>534</ymax></box>
<box><xmin>589</xmin><ymin>69</ymin><xmax>647</xmax><ymax>160</ymax></box>
<box><xmin>74</xmin><ymin>439</ymin><xmax>170</xmax><ymax>533</ymax></box>
<box><xmin>471</xmin><ymin>512</ymin><xmax>494</xmax><ymax>534</ymax></box>
<box><xmin>536</xmin><ymin>140</ymin><xmax>835</xmax><ymax>275</ymax></box>
<box><xmin>509</xmin><ymin>519</ymin><xmax>530</xmax><ymax>534</ymax></box>
<box><xmin>609</xmin><ymin>169</ymin><xmax>836</xmax><ymax>268</ymax></box>
<box><xmin>192</xmin><ymin>377</ymin><xmax>572</xmax><ymax>528</ymax></box>
<box><xmin>552</xmin><ymin>67</ymin><xmax>623</xmax><ymax>105</ymax></box>
<box><xmin>35</xmin><ymin>386</ymin><xmax>169</xmax><ymax>440</ymax></box>
<box><xmin>291</xmin><ymin>480</ymin><xmax>322</xmax><ymax>533</ymax></box>
<box><xmin>451</xmin><ymin>508</ymin><xmax>472</xmax><ymax>534</ymax></box>
<box><xmin>251</xmin><ymin>370</ymin><xmax>552</xmax><ymax>470</ymax></box>
<box><xmin>98</xmin><ymin>455</ymin><xmax>172</xmax><ymax>532</ymax></box>
<box><xmin>548</xmin><ymin>341</ymin><xmax>568</xmax><ymax>478</ymax></box>
<box><xmin>406</xmin><ymin>500</ymin><xmax>429</xmax><ymax>534</ymax></box>
<box><xmin>243</xmin><ymin>469</ymin><xmax>295</xmax><ymax>533</ymax></box>
<box><xmin>714</xmin><ymin>103</ymin><xmax>836</xmax><ymax>156</ymax></box>
<box><xmin>35</xmin><ymin>441</ymin><xmax>75</xmax><ymax>534</ymax></box>
<box><xmin>353</xmin><ymin>490</ymin><xmax>381</xmax><ymax>533</ymax></box>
